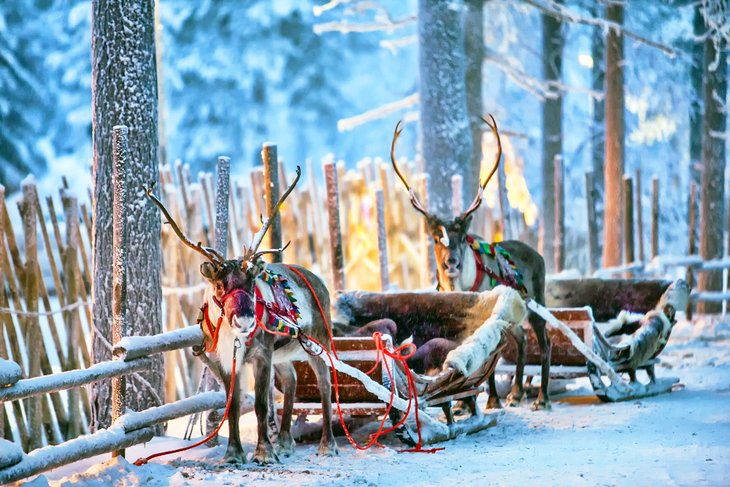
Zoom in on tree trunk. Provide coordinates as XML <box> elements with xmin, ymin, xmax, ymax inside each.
<box><xmin>464</xmin><ymin>0</ymin><xmax>484</xmax><ymax>202</ymax></box>
<box><xmin>697</xmin><ymin>34</ymin><xmax>727</xmax><ymax>315</ymax></box>
<box><xmin>419</xmin><ymin>0</ymin><xmax>472</xmax><ymax>218</ymax></box>
<box><xmin>689</xmin><ymin>3</ymin><xmax>704</xmax><ymax>191</ymax></box>
<box><xmin>590</xmin><ymin>2</ymin><xmax>605</xmax><ymax>270</ymax></box>
<box><xmin>91</xmin><ymin>0</ymin><xmax>163</xmax><ymax>431</ymax></box>
<box><xmin>601</xmin><ymin>3</ymin><xmax>625</xmax><ymax>268</ymax></box>
<box><xmin>541</xmin><ymin>4</ymin><xmax>563</xmax><ymax>273</ymax></box>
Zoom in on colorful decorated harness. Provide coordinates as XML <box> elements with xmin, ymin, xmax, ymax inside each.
<box><xmin>465</xmin><ymin>235</ymin><xmax>528</xmax><ymax>296</ymax></box>
<box><xmin>195</xmin><ymin>270</ymin><xmax>302</xmax><ymax>353</ymax></box>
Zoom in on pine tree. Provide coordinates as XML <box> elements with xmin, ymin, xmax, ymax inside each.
<box><xmin>90</xmin><ymin>0</ymin><xmax>163</xmax><ymax>431</ymax></box>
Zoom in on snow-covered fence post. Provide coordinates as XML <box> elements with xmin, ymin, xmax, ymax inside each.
<box><xmin>687</xmin><ymin>182</ymin><xmax>698</xmax><ymax>319</ymax></box>
<box><xmin>324</xmin><ymin>161</ymin><xmax>346</xmax><ymax>292</ymax></box>
<box><xmin>651</xmin><ymin>176</ymin><xmax>659</xmax><ymax>259</ymax></box>
<box><xmin>585</xmin><ymin>171</ymin><xmax>599</xmax><ymax>274</ymax></box>
<box><xmin>0</xmin><ymin>185</ymin><xmax>5</xmax><ymax>439</ymax></box>
<box><xmin>17</xmin><ymin>178</ymin><xmax>42</xmax><ymax>450</ymax></box>
<box><xmin>262</xmin><ymin>144</ymin><xmax>282</xmax><ymax>262</ymax></box>
<box><xmin>214</xmin><ymin>156</ymin><xmax>230</xmax><ymax>257</ymax></box>
<box><xmin>635</xmin><ymin>169</ymin><xmax>644</xmax><ymax>262</ymax></box>
<box><xmin>554</xmin><ymin>155</ymin><xmax>564</xmax><ymax>273</ymax></box>
<box><xmin>451</xmin><ymin>175</ymin><xmax>463</xmax><ymax>217</ymax></box>
<box><xmin>175</xmin><ymin>160</ymin><xmax>190</xmax><ymax>222</ymax></box>
<box><xmin>375</xmin><ymin>189</ymin><xmax>390</xmax><ymax>291</ymax></box>
<box><xmin>622</xmin><ymin>175</ymin><xmax>634</xmax><ymax>277</ymax></box>
<box><xmin>111</xmin><ymin>125</ymin><xmax>129</xmax><ymax>458</ymax></box>
<box><xmin>61</xmin><ymin>191</ymin><xmax>83</xmax><ymax>439</ymax></box>
<box><xmin>250</xmin><ymin>167</ymin><xmax>266</xmax><ymax>226</ymax></box>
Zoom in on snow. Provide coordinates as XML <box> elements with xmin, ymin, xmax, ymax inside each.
<box><xmin>8</xmin><ymin>315</ymin><xmax>727</xmax><ymax>486</ymax></box>
<box><xmin>0</xmin><ymin>439</ymin><xmax>23</xmax><ymax>469</ymax></box>
<box><xmin>0</xmin><ymin>358</ymin><xmax>22</xmax><ymax>387</ymax></box>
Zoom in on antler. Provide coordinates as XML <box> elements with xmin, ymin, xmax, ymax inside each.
<box><xmin>461</xmin><ymin>114</ymin><xmax>502</xmax><ymax>220</ymax></box>
<box><xmin>144</xmin><ymin>184</ymin><xmax>224</xmax><ymax>264</ymax></box>
<box><xmin>243</xmin><ymin>166</ymin><xmax>301</xmax><ymax>262</ymax></box>
<box><xmin>390</xmin><ymin>121</ymin><xmax>430</xmax><ymax>218</ymax></box>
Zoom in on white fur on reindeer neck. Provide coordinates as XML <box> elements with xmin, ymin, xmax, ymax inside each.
<box><xmin>443</xmin><ymin>286</ymin><xmax>527</xmax><ymax>376</ymax></box>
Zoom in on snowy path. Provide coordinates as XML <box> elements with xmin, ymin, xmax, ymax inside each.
<box><xmin>18</xmin><ymin>322</ymin><xmax>730</xmax><ymax>486</ymax></box>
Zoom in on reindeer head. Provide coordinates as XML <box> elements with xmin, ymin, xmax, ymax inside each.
<box><xmin>390</xmin><ymin>116</ymin><xmax>502</xmax><ymax>289</ymax></box>
<box><xmin>145</xmin><ymin>166</ymin><xmax>301</xmax><ymax>337</ymax></box>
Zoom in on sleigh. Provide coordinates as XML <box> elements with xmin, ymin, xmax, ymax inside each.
<box><xmin>495</xmin><ymin>278</ymin><xmax>688</xmax><ymax>402</ymax></box>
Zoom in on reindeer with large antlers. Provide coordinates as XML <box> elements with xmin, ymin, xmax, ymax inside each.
<box><xmin>145</xmin><ymin>166</ymin><xmax>338</xmax><ymax>464</ymax></box>
<box><xmin>390</xmin><ymin>116</ymin><xmax>552</xmax><ymax>410</ymax></box>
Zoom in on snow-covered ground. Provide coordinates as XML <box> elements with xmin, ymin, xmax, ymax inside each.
<box><xmin>14</xmin><ymin>316</ymin><xmax>730</xmax><ymax>486</ymax></box>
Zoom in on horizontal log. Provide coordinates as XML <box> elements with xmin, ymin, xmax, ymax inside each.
<box><xmin>0</xmin><ymin>358</ymin><xmax>153</xmax><ymax>402</ymax></box>
<box><xmin>113</xmin><ymin>325</ymin><xmax>204</xmax><ymax>361</ymax></box>
<box><xmin>690</xmin><ymin>291</ymin><xmax>730</xmax><ymax>302</ymax></box>
<box><xmin>0</xmin><ymin>439</ymin><xmax>23</xmax><ymax>469</ymax></box>
<box><xmin>545</xmin><ymin>278</ymin><xmax>671</xmax><ymax>322</ymax></box>
<box><xmin>118</xmin><ymin>391</ymin><xmax>226</xmax><ymax>433</ymax></box>
<box><xmin>0</xmin><ymin>426</ymin><xmax>154</xmax><ymax>485</ymax></box>
<box><xmin>0</xmin><ymin>359</ymin><xmax>22</xmax><ymax>387</ymax></box>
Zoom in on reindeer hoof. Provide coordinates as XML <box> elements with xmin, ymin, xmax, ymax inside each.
<box><xmin>317</xmin><ymin>441</ymin><xmax>339</xmax><ymax>457</ymax></box>
<box><xmin>252</xmin><ymin>446</ymin><xmax>281</xmax><ymax>465</ymax></box>
<box><xmin>506</xmin><ymin>391</ymin><xmax>526</xmax><ymax>407</ymax></box>
<box><xmin>531</xmin><ymin>399</ymin><xmax>552</xmax><ymax>411</ymax></box>
<box><xmin>486</xmin><ymin>396</ymin><xmax>503</xmax><ymax>410</ymax></box>
<box><xmin>223</xmin><ymin>449</ymin><xmax>247</xmax><ymax>465</ymax></box>
<box><xmin>276</xmin><ymin>433</ymin><xmax>296</xmax><ymax>457</ymax></box>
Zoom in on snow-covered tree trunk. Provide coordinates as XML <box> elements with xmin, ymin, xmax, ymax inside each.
<box><xmin>688</xmin><ymin>4</ymin><xmax>704</xmax><ymax>252</ymax></box>
<box><xmin>464</xmin><ymin>0</ymin><xmax>484</xmax><ymax>198</ymax></box>
<box><xmin>541</xmin><ymin>5</ymin><xmax>563</xmax><ymax>273</ymax></box>
<box><xmin>91</xmin><ymin>0</ymin><xmax>163</xmax><ymax>432</ymax></box>
<box><xmin>601</xmin><ymin>3</ymin><xmax>625</xmax><ymax>268</ymax></box>
<box><xmin>697</xmin><ymin>33</ymin><xmax>727</xmax><ymax>315</ymax></box>
<box><xmin>418</xmin><ymin>0</ymin><xmax>472</xmax><ymax>218</ymax></box>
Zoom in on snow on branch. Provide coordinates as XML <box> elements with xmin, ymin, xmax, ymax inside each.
<box><xmin>337</xmin><ymin>92</ymin><xmax>419</xmax><ymax>131</ymax></box>
<box><xmin>313</xmin><ymin>0</ymin><xmax>354</xmax><ymax>17</ymax></box>
<box><xmin>485</xmin><ymin>49</ymin><xmax>604</xmax><ymax>101</ymax></box>
<box><xmin>522</xmin><ymin>0</ymin><xmax>680</xmax><ymax>57</ymax></box>
<box><xmin>702</xmin><ymin>0</ymin><xmax>730</xmax><ymax>44</ymax></box>
<box><xmin>313</xmin><ymin>15</ymin><xmax>416</xmax><ymax>35</ymax></box>
<box><xmin>380</xmin><ymin>35</ymin><xmax>417</xmax><ymax>54</ymax></box>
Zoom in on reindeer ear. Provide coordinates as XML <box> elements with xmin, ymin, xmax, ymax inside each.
<box><xmin>200</xmin><ymin>262</ymin><xmax>218</xmax><ymax>280</ymax></box>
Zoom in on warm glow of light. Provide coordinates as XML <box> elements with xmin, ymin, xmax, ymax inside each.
<box><xmin>578</xmin><ymin>54</ymin><xmax>594</xmax><ymax>68</ymax></box>
<box><xmin>481</xmin><ymin>132</ymin><xmax>539</xmax><ymax>227</ymax></box>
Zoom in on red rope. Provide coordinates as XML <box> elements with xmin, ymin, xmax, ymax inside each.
<box><xmin>133</xmin><ymin>339</ymin><xmax>241</xmax><ymax>466</ymax></box>
<box><xmin>281</xmin><ymin>264</ymin><xmax>443</xmax><ymax>453</ymax></box>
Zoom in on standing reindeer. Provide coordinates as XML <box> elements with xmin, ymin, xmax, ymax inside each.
<box><xmin>145</xmin><ymin>167</ymin><xmax>338</xmax><ymax>464</ymax></box>
<box><xmin>390</xmin><ymin>115</ymin><xmax>552</xmax><ymax>410</ymax></box>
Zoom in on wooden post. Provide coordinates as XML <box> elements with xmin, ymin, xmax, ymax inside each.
<box><xmin>651</xmin><ymin>176</ymin><xmax>659</xmax><ymax>259</ymax></box>
<box><xmin>687</xmin><ymin>182</ymin><xmax>698</xmax><ymax>320</ymax></box>
<box><xmin>622</xmin><ymin>175</ymin><xmax>635</xmax><ymax>277</ymax></box>
<box><xmin>262</xmin><ymin>144</ymin><xmax>282</xmax><ymax>262</ymax></box>
<box><xmin>111</xmin><ymin>125</ymin><xmax>128</xmax><ymax>458</ymax></box>
<box><xmin>18</xmin><ymin>178</ymin><xmax>42</xmax><ymax>450</ymax></box>
<box><xmin>585</xmin><ymin>172</ymin><xmax>599</xmax><ymax>275</ymax></box>
<box><xmin>61</xmin><ymin>192</ymin><xmax>82</xmax><ymax>439</ymax></box>
<box><xmin>214</xmin><ymin>157</ymin><xmax>230</xmax><ymax>258</ymax></box>
<box><xmin>324</xmin><ymin>161</ymin><xmax>346</xmax><ymax>291</ymax></box>
<box><xmin>375</xmin><ymin>189</ymin><xmax>390</xmax><ymax>291</ymax></box>
<box><xmin>419</xmin><ymin>175</ymin><xmax>437</xmax><ymax>286</ymax></box>
<box><xmin>199</xmin><ymin>171</ymin><xmax>215</xmax><ymax>247</ymax></box>
<box><xmin>554</xmin><ymin>155</ymin><xmax>564</xmax><ymax>273</ymax></box>
<box><xmin>451</xmin><ymin>174</ymin><xmax>463</xmax><ymax>217</ymax></box>
<box><xmin>635</xmin><ymin>168</ymin><xmax>644</xmax><ymax>262</ymax></box>
<box><xmin>497</xmin><ymin>155</ymin><xmax>510</xmax><ymax>241</ymax></box>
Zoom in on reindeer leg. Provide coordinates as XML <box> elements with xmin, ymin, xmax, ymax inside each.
<box><xmin>222</xmin><ymin>370</ymin><xmax>246</xmax><ymax>464</ymax></box>
<box><xmin>274</xmin><ymin>363</ymin><xmax>296</xmax><ymax>457</ymax></box>
<box><xmin>506</xmin><ymin>326</ymin><xmax>527</xmax><ymax>406</ymax></box>
<box><xmin>486</xmin><ymin>372</ymin><xmax>503</xmax><ymax>409</ymax></box>
<box><xmin>251</xmin><ymin>350</ymin><xmax>280</xmax><ymax>465</ymax></box>
<box><xmin>532</xmin><ymin>313</ymin><xmax>552</xmax><ymax>411</ymax></box>
<box><xmin>307</xmin><ymin>354</ymin><xmax>339</xmax><ymax>457</ymax></box>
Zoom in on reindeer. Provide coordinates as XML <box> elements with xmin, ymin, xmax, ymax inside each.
<box><xmin>145</xmin><ymin>167</ymin><xmax>338</xmax><ymax>464</ymax></box>
<box><xmin>390</xmin><ymin>116</ymin><xmax>552</xmax><ymax>410</ymax></box>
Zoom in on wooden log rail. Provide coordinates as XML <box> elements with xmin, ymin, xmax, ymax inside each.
<box><xmin>0</xmin><ymin>325</ymin><xmax>214</xmax><ymax>483</ymax></box>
